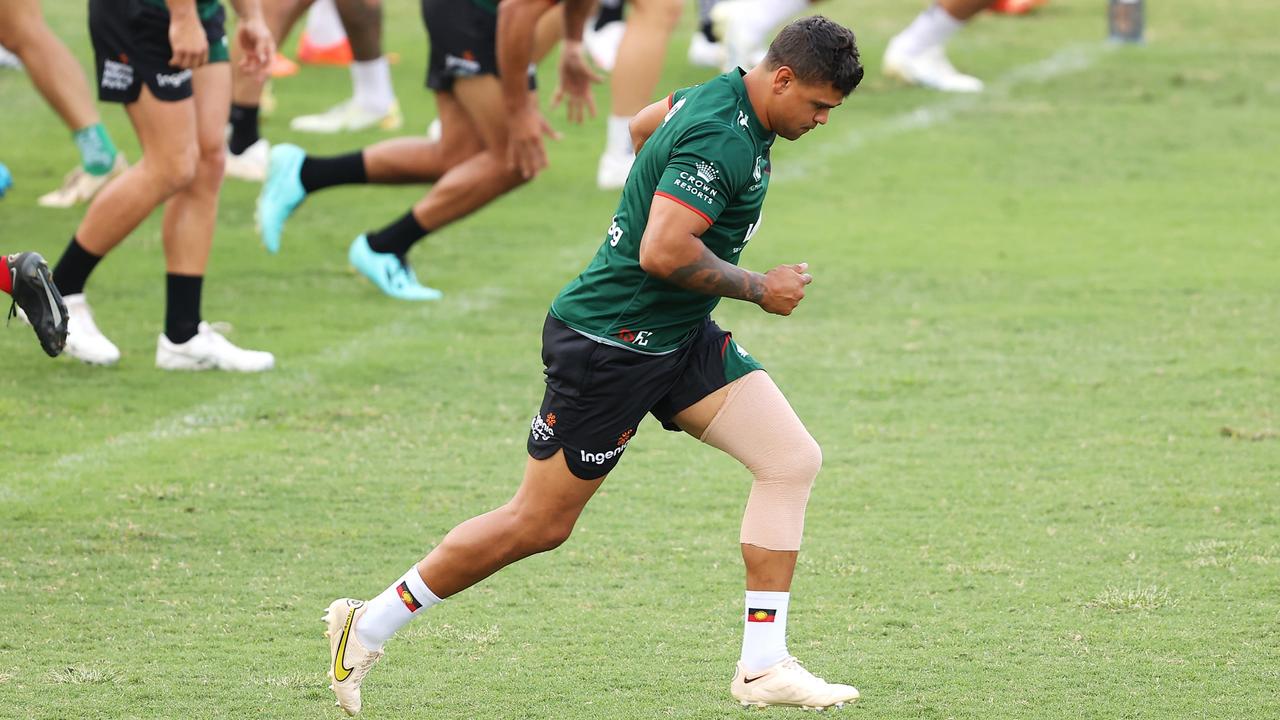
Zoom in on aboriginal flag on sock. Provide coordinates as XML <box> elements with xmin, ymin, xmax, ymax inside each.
<box><xmin>397</xmin><ymin>581</ymin><xmax>423</xmax><ymax>612</ymax></box>
<box><xmin>747</xmin><ymin>608</ymin><xmax>777</xmax><ymax>623</ymax></box>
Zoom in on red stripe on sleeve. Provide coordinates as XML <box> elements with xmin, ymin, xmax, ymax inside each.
<box><xmin>667</xmin><ymin>93</ymin><xmax>674</xmax><ymax>109</ymax></box>
<box><xmin>654</xmin><ymin>191</ymin><xmax>714</xmax><ymax>225</ymax></box>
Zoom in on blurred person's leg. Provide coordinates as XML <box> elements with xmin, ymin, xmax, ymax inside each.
<box><xmin>290</xmin><ymin>0</ymin><xmax>402</xmax><ymax>134</ymax></box>
<box><xmin>156</xmin><ymin>61</ymin><xmax>275</xmax><ymax>371</ymax></box>
<box><xmin>884</xmin><ymin>0</ymin><xmax>995</xmax><ymax>93</ymax></box>
<box><xmin>0</xmin><ymin>0</ymin><xmax>125</xmax><ymax>208</ymax></box>
<box><xmin>597</xmin><ymin>0</ymin><xmax>682</xmax><ymax>190</ymax></box>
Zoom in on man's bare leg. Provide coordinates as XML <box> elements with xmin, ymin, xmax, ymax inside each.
<box><xmin>884</xmin><ymin>0</ymin><xmax>997</xmax><ymax>92</ymax></box>
<box><xmin>597</xmin><ymin>0</ymin><xmax>683</xmax><ymax>189</ymax></box>
<box><xmin>668</xmin><ymin>369</ymin><xmax>856</xmax><ymax>710</ymax></box>
<box><xmin>324</xmin><ymin>450</ymin><xmax>602</xmax><ymax>713</ymax></box>
<box><xmin>355</xmin><ymin>75</ymin><xmax>527</xmax><ymax>265</ymax></box>
<box><xmin>0</xmin><ymin>0</ymin><xmax>123</xmax><ymax>202</ymax></box>
<box><xmin>227</xmin><ymin>0</ymin><xmax>312</xmax><ymax>177</ymax></box>
<box><xmin>155</xmin><ymin>62</ymin><xmax>274</xmax><ymax>369</ymax></box>
<box><xmin>291</xmin><ymin>0</ymin><xmax>401</xmax><ymax>132</ymax></box>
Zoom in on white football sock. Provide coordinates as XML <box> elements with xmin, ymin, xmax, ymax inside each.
<box><xmin>352</xmin><ymin>57</ymin><xmax>395</xmax><ymax>116</ymax></box>
<box><xmin>740</xmin><ymin>590</ymin><xmax>790</xmax><ymax>673</ymax></box>
<box><xmin>891</xmin><ymin>3</ymin><xmax>965</xmax><ymax>56</ymax></box>
<box><xmin>356</xmin><ymin>566</ymin><xmax>441</xmax><ymax>651</ymax></box>
<box><xmin>305</xmin><ymin>0</ymin><xmax>347</xmax><ymax>47</ymax></box>
<box><xmin>605</xmin><ymin>115</ymin><xmax>635</xmax><ymax>157</ymax></box>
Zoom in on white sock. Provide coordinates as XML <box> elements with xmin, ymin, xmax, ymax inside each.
<box><xmin>355</xmin><ymin>566</ymin><xmax>442</xmax><ymax>651</ymax></box>
<box><xmin>890</xmin><ymin>3</ymin><xmax>965</xmax><ymax>56</ymax></box>
<box><xmin>740</xmin><ymin>590</ymin><xmax>790</xmax><ymax>673</ymax></box>
<box><xmin>351</xmin><ymin>57</ymin><xmax>395</xmax><ymax>116</ymax></box>
<box><xmin>305</xmin><ymin>0</ymin><xmax>347</xmax><ymax>47</ymax></box>
<box><xmin>605</xmin><ymin>115</ymin><xmax>634</xmax><ymax>157</ymax></box>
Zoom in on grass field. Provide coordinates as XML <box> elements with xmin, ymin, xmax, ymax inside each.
<box><xmin>2</xmin><ymin>0</ymin><xmax>1278</xmax><ymax>717</ymax></box>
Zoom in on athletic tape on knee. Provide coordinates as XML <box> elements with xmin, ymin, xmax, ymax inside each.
<box><xmin>699</xmin><ymin>371</ymin><xmax>821</xmax><ymax>552</ymax></box>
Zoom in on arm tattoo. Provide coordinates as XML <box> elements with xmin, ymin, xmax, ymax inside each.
<box><xmin>665</xmin><ymin>245</ymin><xmax>765</xmax><ymax>303</ymax></box>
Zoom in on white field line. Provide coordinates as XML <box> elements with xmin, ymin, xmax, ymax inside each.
<box><xmin>775</xmin><ymin>42</ymin><xmax>1110</xmax><ymax>182</ymax></box>
<box><xmin>43</xmin><ymin>285</ymin><xmax>510</xmax><ymax>480</ymax></box>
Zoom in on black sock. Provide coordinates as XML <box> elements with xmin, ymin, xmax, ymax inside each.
<box><xmin>366</xmin><ymin>210</ymin><xmax>429</xmax><ymax>258</ymax></box>
<box><xmin>701</xmin><ymin>20</ymin><xmax>717</xmax><ymax>43</ymax></box>
<box><xmin>594</xmin><ymin>0</ymin><xmax>624</xmax><ymax>30</ymax></box>
<box><xmin>52</xmin><ymin>236</ymin><xmax>103</xmax><ymax>296</ymax></box>
<box><xmin>164</xmin><ymin>273</ymin><xmax>203</xmax><ymax>344</ymax></box>
<box><xmin>299</xmin><ymin>152</ymin><xmax>368</xmax><ymax>194</ymax></box>
<box><xmin>228</xmin><ymin>103</ymin><xmax>260</xmax><ymax>156</ymax></box>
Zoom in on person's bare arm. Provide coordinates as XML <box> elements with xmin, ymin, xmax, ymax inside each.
<box><xmin>228</xmin><ymin>0</ymin><xmax>274</xmax><ymax>79</ymax></box>
<box><xmin>638</xmin><ymin>196</ymin><xmax>811</xmax><ymax>315</ymax></box>
<box><xmin>629</xmin><ymin>97</ymin><xmax>671</xmax><ymax>155</ymax></box>
<box><xmin>166</xmin><ymin>0</ymin><xmax>208</xmax><ymax>68</ymax></box>
<box><xmin>497</xmin><ymin>0</ymin><xmax>559</xmax><ymax>178</ymax></box>
<box><xmin>553</xmin><ymin>0</ymin><xmax>601</xmax><ymax>124</ymax></box>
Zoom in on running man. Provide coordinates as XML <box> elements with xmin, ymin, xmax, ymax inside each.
<box><xmin>48</xmin><ymin>0</ymin><xmax>276</xmax><ymax>370</ymax></box>
<box><xmin>322</xmin><ymin>16</ymin><xmax>864</xmax><ymax>714</ymax></box>
<box><xmin>3</xmin><ymin>251</ymin><xmax>67</xmax><ymax>357</ymax></box>
<box><xmin>256</xmin><ymin>0</ymin><xmax>596</xmax><ymax>301</ymax></box>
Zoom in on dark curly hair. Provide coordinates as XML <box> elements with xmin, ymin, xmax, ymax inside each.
<box><xmin>763</xmin><ymin>16</ymin><xmax>864</xmax><ymax>96</ymax></box>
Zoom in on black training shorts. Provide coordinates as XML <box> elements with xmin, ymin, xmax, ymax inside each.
<box><xmin>420</xmin><ymin>0</ymin><xmax>535</xmax><ymax>91</ymax></box>
<box><xmin>90</xmin><ymin>0</ymin><xmax>228</xmax><ymax>104</ymax></box>
<box><xmin>528</xmin><ymin>315</ymin><xmax>764</xmax><ymax>480</ymax></box>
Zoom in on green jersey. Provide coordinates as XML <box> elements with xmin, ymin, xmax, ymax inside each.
<box><xmin>550</xmin><ymin>69</ymin><xmax>775</xmax><ymax>354</ymax></box>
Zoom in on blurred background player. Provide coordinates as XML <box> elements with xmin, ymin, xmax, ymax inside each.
<box><xmin>585</xmin><ymin>0</ymin><xmax>689</xmax><ymax>189</ymax></box>
<box><xmin>49</xmin><ymin>0</ymin><xmax>276</xmax><ymax>371</ymax></box>
<box><xmin>882</xmin><ymin>0</ymin><xmax>1004</xmax><ymax>92</ymax></box>
<box><xmin>256</xmin><ymin>0</ymin><xmax>597</xmax><ymax>300</ymax></box>
<box><xmin>711</xmin><ymin>0</ymin><xmax>1002</xmax><ymax>93</ymax></box>
<box><xmin>2</xmin><ymin>251</ymin><xmax>68</xmax><ymax>357</ymax></box>
<box><xmin>226</xmin><ymin>0</ymin><xmax>399</xmax><ymax>181</ymax></box>
<box><xmin>0</xmin><ymin>0</ymin><xmax>126</xmax><ymax>208</ymax></box>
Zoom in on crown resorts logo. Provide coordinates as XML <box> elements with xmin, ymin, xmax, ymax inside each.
<box><xmin>695</xmin><ymin>161</ymin><xmax>719</xmax><ymax>183</ymax></box>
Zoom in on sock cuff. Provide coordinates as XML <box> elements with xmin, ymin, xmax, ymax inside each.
<box><xmin>399</xmin><ymin>566</ymin><xmax>442</xmax><ymax>610</ymax></box>
<box><xmin>745</xmin><ymin>590</ymin><xmax>791</xmax><ymax>603</ymax></box>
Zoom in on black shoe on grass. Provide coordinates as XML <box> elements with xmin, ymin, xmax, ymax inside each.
<box><xmin>7</xmin><ymin>252</ymin><xmax>68</xmax><ymax>357</ymax></box>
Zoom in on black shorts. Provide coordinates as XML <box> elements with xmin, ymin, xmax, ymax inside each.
<box><xmin>420</xmin><ymin>0</ymin><xmax>535</xmax><ymax>92</ymax></box>
<box><xmin>528</xmin><ymin>315</ymin><xmax>764</xmax><ymax>480</ymax></box>
<box><xmin>90</xmin><ymin>0</ymin><xmax>228</xmax><ymax>104</ymax></box>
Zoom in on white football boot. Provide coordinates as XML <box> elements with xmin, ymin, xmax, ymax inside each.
<box><xmin>155</xmin><ymin>322</ymin><xmax>274</xmax><ymax>372</ymax></box>
<box><xmin>324</xmin><ymin>598</ymin><xmax>384</xmax><ymax>716</ymax></box>
<box><xmin>37</xmin><ymin>154</ymin><xmax>128</xmax><ymax>208</ymax></box>
<box><xmin>584</xmin><ymin>20</ymin><xmax>625</xmax><ymax>72</ymax></box>
<box><xmin>883</xmin><ymin>41</ymin><xmax>984</xmax><ymax>93</ymax></box>
<box><xmin>687</xmin><ymin>32</ymin><xmax>724</xmax><ymax>69</ymax></box>
<box><xmin>730</xmin><ymin>656</ymin><xmax>860</xmax><ymax>710</ymax></box>
<box><xmin>596</xmin><ymin>150</ymin><xmax>634</xmax><ymax>190</ymax></box>
<box><xmin>62</xmin><ymin>293</ymin><xmax>121</xmax><ymax>366</ymax></box>
<box><xmin>225</xmin><ymin>138</ymin><xmax>270</xmax><ymax>182</ymax></box>
<box><xmin>290</xmin><ymin>98</ymin><xmax>402</xmax><ymax>134</ymax></box>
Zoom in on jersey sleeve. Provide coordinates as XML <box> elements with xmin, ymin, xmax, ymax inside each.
<box><xmin>653</xmin><ymin>124</ymin><xmax>754</xmax><ymax>226</ymax></box>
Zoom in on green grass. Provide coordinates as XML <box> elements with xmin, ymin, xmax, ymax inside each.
<box><xmin>1</xmin><ymin>1</ymin><xmax>1278</xmax><ymax>718</ymax></box>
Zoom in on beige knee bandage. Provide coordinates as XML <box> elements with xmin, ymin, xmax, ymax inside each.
<box><xmin>699</xmin><ymin>370</ymin><xmax>822</xmax><ymax>552</ymax></box>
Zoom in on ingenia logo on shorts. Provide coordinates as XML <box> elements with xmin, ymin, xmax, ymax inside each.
<box><xmin>580</xmin><ymin>441</ymin><xmax>630</xmax><ymax>466</ymax></box>
<box><xmin>155</xmin><ymin>69</ymin><xmax>193</xmax><ymax>89</ymax></box>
